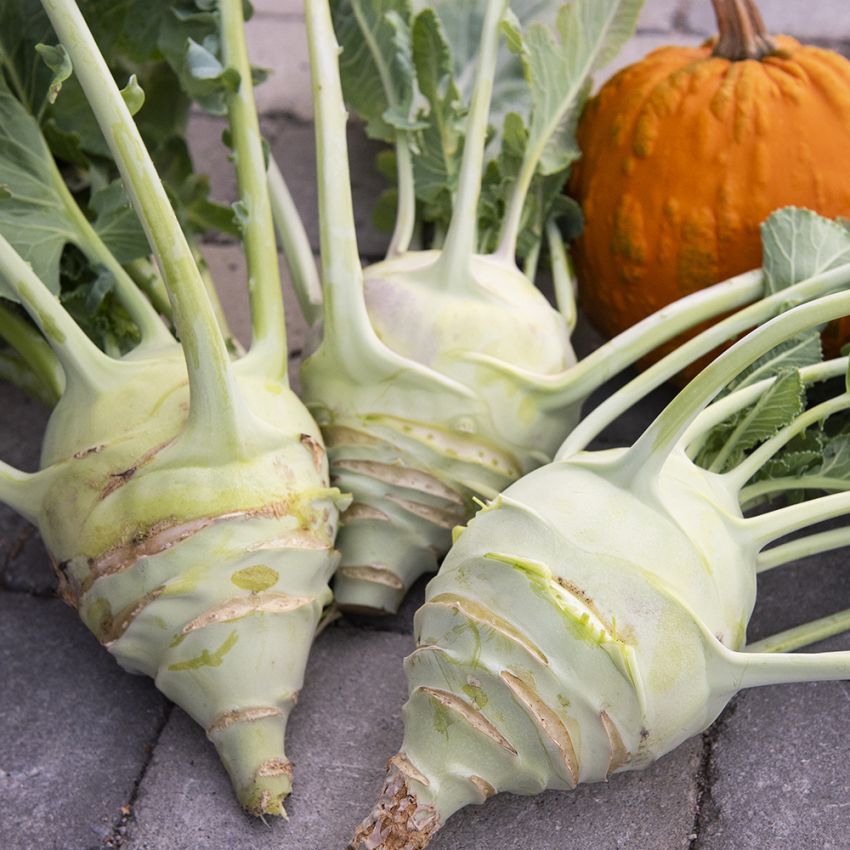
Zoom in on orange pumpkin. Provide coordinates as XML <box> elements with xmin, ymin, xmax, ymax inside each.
<box><xmin>570</xmin><ymin>0</ymin><xmax>850</xmax><ymax>367</ymax></box>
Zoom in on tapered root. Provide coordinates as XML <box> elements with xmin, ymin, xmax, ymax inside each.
<box><xmin>349</xmin><ymin>759</ymin><xmax>440</xmax><ymax>850</ymax></box>
<box><xmin>208</xmin><ymin>708</ymin><xmax>294</xmax><ymax>817</ymax></box>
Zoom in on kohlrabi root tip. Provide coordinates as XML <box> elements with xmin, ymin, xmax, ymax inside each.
<box><xmin>349</xmin><ymin>759</ymin><xmax>440</xmax><ymax>850</ymax></box>
<box><xmin>239</xmin><ymin>770</ymin><xmax>292</xmax><ymax>819</ymax></box>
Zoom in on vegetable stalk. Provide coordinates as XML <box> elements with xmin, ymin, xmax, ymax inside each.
<box><xmin>350</xmin><ymin>273</ymin><xmax>850</xmax><ymax>849</ymax></box>
<box><xmin>0</xmin><ymin>0</ymin><xmax>347</xmax><ymax>818</ymax></box>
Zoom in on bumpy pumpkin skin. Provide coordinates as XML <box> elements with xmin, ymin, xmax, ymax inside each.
<box><xmin>570</xmin><ymin>37</ymin><xmax>850</xmax><ymax>361</ymax></box>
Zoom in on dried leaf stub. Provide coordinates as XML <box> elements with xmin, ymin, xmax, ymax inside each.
<box><xmin>349</xmin><ymin>762</ymin><xmax>440</xmax><ymax>850</ymax></box>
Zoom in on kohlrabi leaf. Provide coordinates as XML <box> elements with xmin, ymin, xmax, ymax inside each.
<box><xmin>59</xmin><ymin>247</ymin><xmax>141</xmax><ymax>356</ymax></box>
<box><xmin>90</xmin><ymin>181</ymin><xmax>149</xmax><ymax>263</ymax></box>
<box><xmin>0</xmin><ymin>0</ymin><xmax>57</xmax><ymax>116</ymax></box>
<box><xmin>700</xmin><ymin>369</ymin><xmax>806</xmax><ymax>474</ymax></box>
<box><xmin>34</xmin><ymin>43</ymin><xmax>72</xmax><ymax>106</ymax></box>
<box><xmin>755</xmin><ymin>428</ymin><xmax>825</xmax><ymax>483</ymax></box>
<box><xmin>722</xmin><ymin>331</ymin><xmax>823</xmax><ymax>396</ymax></box>
<box><xmin>415</xmin><ymin>0</ymin><xmax>558</xmax><ymax>130</ymax></box>
<box><xmin>509</xmin><ymin>0</ymin><xmax>642</xmax><ymax>176</ymax></box>
<box><xmin>410</xmin><ymin>8</ymin><xmax>465</xmax><ymax>215</ymax></box>
<box><xmin>810</xmin><ymin>434</ymin><xmax>850</xmax><ymax>481</ymax></box>
<box><xmin>0</xmin><ymin>82</ymin><xmax>78</xmax><ymax>292</ymax></box>
<box><xmin>761</xmin><ymin>207</ymin><xmax>850</xmax><ymax>294</ymax></box>
<box><xmin>333</xmin><ymin>0</ymin><xmax>418</xmax><ymax>142</ymax></box>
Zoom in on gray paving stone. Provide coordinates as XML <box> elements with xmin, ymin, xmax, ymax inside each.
<box><xmin>749</xmin><ymin>539</ymin><xmax>850</xmax><ymax>645</ymax></box>
<box><xmin>699</xmin><ymin>658</ymin><xmax>850</xmax><ymax>850</ymax></box>
<box><xmin>251</xmin><ymin>0</ymin><xmax>302</xmax><ymax>19</ymax></box>
<box><xmin>433</xmin><ymin>740</ymin><xmax>700</xmax><ymax>850</ymax></box>
<box><xmin>0</xmin><ymin>592</ymin><xmax>167</xmax><ymax>850</ymax></box>
<box><xmin>0</xmin><ymin>382</ymin><xmax>54</xmax><ymax>595</ymax></box>
<box><xmin>199</xmin><ymin>242</ymin><xmax>312</xmax><ymax>357</ymax></box>
<box><xmin>248</xmin><ymin>16</ymin><xmax>313</xmax><ymax>120</ymax></box>
<box><xmin>187</xmin><ymin>113</ymin><xmax>390</xmax><ymax>259</ymax></box>
<box><xmin>124</xmin><ymin>626</ymin><xmax>413</xmax><ymax>850</ymax></box>
<box><xmin>683</xmin><ymin>0</ymin><xmax>850</xmax><ymax>41</ymax></box>
<box><xmin>637</xmin><ymin>0</ymin><xmax>685</xmax><ymax>32</ymax></box>
<box><xmin>123</xmin><ymin>622</ymin><xmax>701</xmax><ymax>850</ymax></box>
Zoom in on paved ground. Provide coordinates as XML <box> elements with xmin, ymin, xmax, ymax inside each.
<box><xmin>3</xmin><ymin>1</ymin><xmax>850</xmax><ymax>848</ymax></box>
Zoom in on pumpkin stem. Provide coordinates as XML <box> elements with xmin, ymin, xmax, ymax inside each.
<box><xmin>711</xmin><ymin>0</ymin><xmax>777</xmax><ymax>61</ymax></box>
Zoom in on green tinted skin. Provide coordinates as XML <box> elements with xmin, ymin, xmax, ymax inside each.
<box><xmin>350</xmin><ymin>290</ymin><xmax>850</xmax><ymax>849</ymax></box>
<box><xmin>300</xmin><ymin>0</ymin><xmax>776</xmax><ymax>617</ymax></box>
<box><xmin>0</xmin><ymin>0</ymin><xmax>346</xmax><ymax>818</ymax></box>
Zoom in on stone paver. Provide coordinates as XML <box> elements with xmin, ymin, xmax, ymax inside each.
<box><xmin>251</xmin><ymin>0</ymin><xmax>302</xmax><ymax>19</ymax></box>
<box><xmin>0</xmin><ymin>382</ymin><xmax>54</xmax><ymax>595</ymax></box>
<box><xmin>0</xmin><ymin>593</ymin><xmax>167</xmax><ymax>850</ymax></box>
<box><xmin>199</xmin><ymin>242</ymin><xmax>312</xmax><ymax>357</ymax></box>
<box><xmin>124</xmin><ymin>624</ymin><xmax>701</xmax><ymax>850</ymax></box>
<box><xmin>4</xmin><ymin>4</ymin><xmax>850</xmax><ymax>849</ymax></box>
<box><xmin>433</xmin><ymin>741</ymin><xmax>700</xmax><ymax>850</ymax></box>
<box><xmin>637</xmin><ymin>0</ymin><xmax>684</xmax><ymax>32</ymax></box>
<box><xmin>246</xmin><ymin>15</ymin><xmax>313</xmax><ymax>120</ymax></box>
<box><xmin>700</xmin><ymin>658</ymin><xmax>850</xmax><ymax>850</ymax></box>
<box><xmin>124</xmin><ymin>627</ymin><xmax>412</xmax><ymax>850</ymax></box>
<box><xmin>188</xmin><ymin>113</ymin><xmax>390</xmax><ymax>260</ymax></box>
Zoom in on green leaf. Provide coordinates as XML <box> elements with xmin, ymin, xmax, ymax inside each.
<box><xmin>517</xmin><ymin>0</ymin><xmax>642</xmax><ymax>176</ymax></box>
<box><xmin>59</xmin><ymin>248</ymin><xmax>140</xmax><ymax>355</ymax></box>
<box><xmin>813</xmin><ymin>434</ymin><xmax>850</xmax><ymax>480</ymax></box>
<box><xmin>90</xmin><ymin>181</ymin><xmax>149</xmax><ymax>263</ymax></box>
<box><xmin>332</xmin><ymin>0</ymin><xmax>417</xmax><ymax>142</ymax></box>
<box><xmin>416</xmin><ymin>0</ymin><xmax>557</xmax><ymax>131</ymax></box>
<box><xmin>761</xmin><ymin>207</ymin><xmax>850</xmax><ymax>294</ymax></box>
<box><xmin>35</xmin><ymin>43</ymin><xmax>72</xmax><ymax>105</ymax></box>
<box><xmin>410</xmin><ymin>8</ymin><xmax>465</xmax><ymax>215</ymax></box>
<box><xmin>119</xmin><ymin>74</ymin><xmax>146</xmax><ymax>116</ymax></box>
<box><xmin>0</xmin><ymin>82</ymin><xmax>78</xmax><ymax>292</ymax></box>
<box><xmin>0</xmin><ymin>0</ymin><xmax>56</xmax><ymax>115</ymax></box>
<box><xmin>722</xmin><ymin>331</ymin><xmax>823</xmax><ymax>396</ymax></box>
<box><xmin>713</xmin><ymin>369</ymin><xmax>806</xmax><ymax>473</ymax></box>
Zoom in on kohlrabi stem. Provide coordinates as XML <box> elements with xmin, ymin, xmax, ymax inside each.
<box><xmin>190</xmin><ymin>239</ymin><xmax>245</xmax><ymax>357</ymax></box>
<box><xmin>124</xmin><ymin>258</ymin><xmax>173</xmax><ymax>322</ymax></box>
<box><xmin>0</xmin><ymin>302</ymin><xmax>64</xmax><ymax>401</ymax></box>
<box><xmin>565</xmin><ymin>269</ymin><xmax>764</xmax><ymax>403</ymax></box>
<box><xmin>388</xmin><ymin>138</ymin><xmax>417</xmax><ymax>257</ymax></box>
<box><xmin>683</xmin><ymin>358</ymin><xmax>849</xmax><ymax>454</ymax></box>
<box><xmin>306</xmin><ymin>0</ymin><xmax>372</xmax><ymax>348</ymax></box>
<box><xmin>522</xmin><ymin>236</ymin><xmax>541</xmax><ymax>281</ymax></box>
<box><xmin>749</xmin><ymin>489</ymin><xmax>850</xmax><ymax>548</ymax></box>
<box><xmin>267</xmin><ymin>157</ymin><xmax>323</xmax><ymax>327</ymax></box>
<box><xmin>0</xmin><ymin>461</ymin><xmax>46</xmax><ymax>525</ymax></box>
<box><xmin>435</xmin><ymin>0</ymin><xmax>508</xmax><ymax>286</ymax></box>
<box><xmin>547</xmin><ymin>220</ymin><xmax>577</xmax><ymax>331</ymax></box>
<box><xmin>347</xmin><ymin>0</ymin><xmax>416</xmax><ymax>258</ymax></box>
<box><xmin>554</xmin><ymin>270</ymin><xmax>765</xmax><ymax>456</ymax></box>
<box><xmin>725</xmin><ymin>393</ymin><xmax>850</xmax><ymax>487</ymax></box>
<box><xmin>731</xmin><ymin>647</ymin><xmax>850</xmax><ymax>689</ymax></box>
<box><xmin>746</xmin><ymin>609</ymin><xmax>850</xmax><ymax>654</ymax></box>
<box><xmin>48</xmin><ymin>165</ymin><xmax>173</xmax><ymax>349</ymax></box>
<box><xmin>0</xmin><ymin>351</ymin><xmax>56</xmax><ymax>405</ymax></box>
<box><xmin>743</xmin><ymin>475</ymin><xmax>850</xmax><ymax>504</ymax></box>
<box><xmin>219</xmin><ymin>0</ymin><xmax>288</xmax><ymax>380</ymax></box>
<box><xmin>758</xmin><ymin>526</ymin><xmax>850</xmax><ymax>571</ymax></box>
<box><xmin>41</xmin><ymin>0</ymin><xmax>245</xmax><ymax>449</ymax></box>
<box><xmin>619</xmin><ymin>285</ymin><xmax>850</xmax><ymax>488</ymax></box>
<box><xmin>0</xmin><ymin>232</ymin><xmax>114</xmax><ymax>390</ymax></box>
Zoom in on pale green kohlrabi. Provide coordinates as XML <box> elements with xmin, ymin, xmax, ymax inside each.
<box><xmin>0</xmin><ymin>0</ymin><xmax>346</xmax><ymax>817</ymax></box>
<box><xmin>276</xmin><ymin>0</ymin><xmax>850</xmax><ymax>616</ymax></box>
<box><xmin>349</xmin><ymin>211</ymin><xmax>850</xmax><ymax>849</ymax></box>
